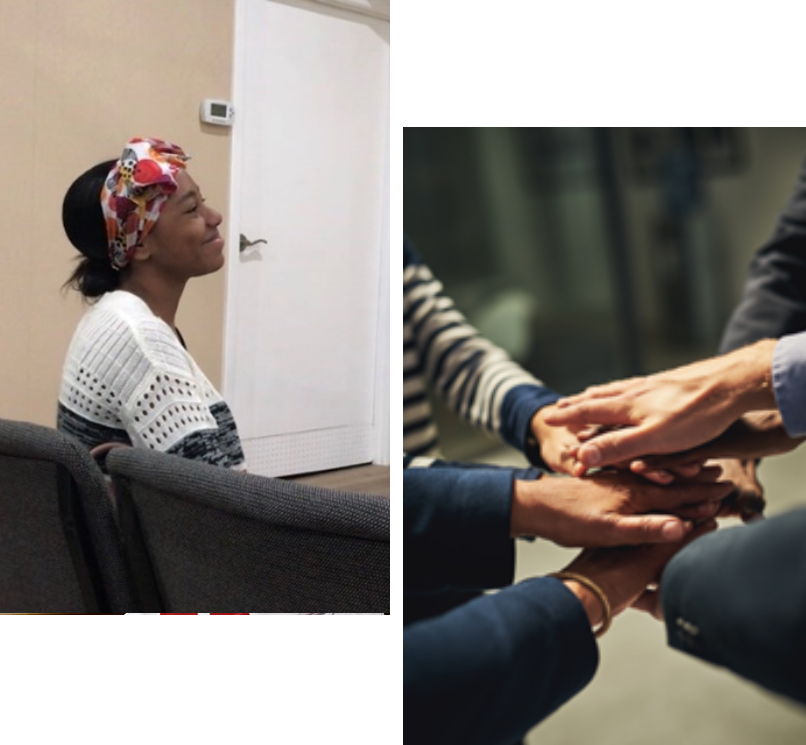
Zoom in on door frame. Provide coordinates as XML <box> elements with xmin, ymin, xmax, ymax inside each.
<box><xmin>372</xmin><ymin>96</ymin><xmax>390</xmax><ymax>465</ymax></box>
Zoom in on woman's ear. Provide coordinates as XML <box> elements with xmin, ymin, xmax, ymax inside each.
<box><xmin>130</xmin><ymin>241</ymin><xmax>153</xmax><ymax>262</ymax></box>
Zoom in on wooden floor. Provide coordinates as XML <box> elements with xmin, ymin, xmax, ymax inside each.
<box><xmin>288</xmin><ymin>464</ymin><xmax>389</xmax><ymax>498</ymax></box>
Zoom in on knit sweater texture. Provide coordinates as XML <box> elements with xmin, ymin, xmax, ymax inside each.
<box><xmin>57</xmin><ymin>290</ymin><xmax>245</xmax><ymax>469</ymax></box>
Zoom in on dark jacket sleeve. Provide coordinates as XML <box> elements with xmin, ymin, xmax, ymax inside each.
<box><xmin>404</xmin><ymin>466</ymin><xmax>516</xmax><ymax>594</ymax></box>
<box><xmin>404</xmin><ymin>467</ymin><xmax>599</xmax><ymax>744</ymax></box>
<box><xmin>720</xmin><ymin>152</ymin><xmax>806</xmax><ymax>353</ymax></box>
<box><xmin>405</xmin><ymin>578</ymin><xmax>599</xmax><ymax>745</ymax></box>
<box><xmin>661</xmin><ymin>505</ymin><xmax>806</xmax><ymax>706</ymax></box>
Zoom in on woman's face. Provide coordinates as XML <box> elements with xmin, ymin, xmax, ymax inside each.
<box><xmin>142</xmin><ymin>170</ymin><xmax>225</xmax><ymax>279</ymax></box>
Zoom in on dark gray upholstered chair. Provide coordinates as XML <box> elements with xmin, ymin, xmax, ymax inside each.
<box><xmin>0</xmin><ymin>418</ymin><xmax>136</xmax><ymax>613</ymax></box>
<box><xmin>106</xmin><ymin>447</ymin><xmax>389</xmax><ymax>613</ymax></box>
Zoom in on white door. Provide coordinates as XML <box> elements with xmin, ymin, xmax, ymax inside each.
<box><xmin>224</xmin><ymin>0</ymin><xmax>390</xmax><ymax>476</ymax></box>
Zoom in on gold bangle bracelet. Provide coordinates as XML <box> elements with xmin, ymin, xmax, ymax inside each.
<box><xmin>549</xmin><ymin>571</ymin><xmax>613</xmax><ymax>638</ymax></box>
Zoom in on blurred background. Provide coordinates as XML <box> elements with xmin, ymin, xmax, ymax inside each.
<box><xmin>405</xmin><ymin>126</ymin><xmax>805</xmax><ymax>459</ymax></box>
<box><xmin>404</xmin><ymin>127</ymin><xmax>806</xmax><ymax>744</ymax></box>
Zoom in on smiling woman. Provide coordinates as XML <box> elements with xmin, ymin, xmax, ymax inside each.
<box><xmin>57</xmin><ymin>137</ymin><xmax>246</xmax><ymax>470</ymax></box>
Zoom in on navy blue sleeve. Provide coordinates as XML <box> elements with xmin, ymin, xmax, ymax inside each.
<box><xmin>662</xmin><ymin>505</ymin><xmax>806</xmax><ymax>707</ymax></box>
<box><xmin>720</xmin><ymin>152</ymin><xmax>806</xmax><ymax>353</ymax></box>
<box><xmin>405</xmin><ymin>577</ymin><xmax>599</xmax><ymax>745</ymax></box>
<box><xmin>404</xmin><ymin>466</ymin><xmax>515</xmax><ymax>593</ymax></box>
<box><xmin>500</xmin><ymin>383</ymin><xmax>563</xmax><ymax>468</ymax></box>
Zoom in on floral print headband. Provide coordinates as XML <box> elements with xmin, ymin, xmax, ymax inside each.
<box><xmin>100</xmin><ymin>137</ymin><xmax>189</xmax><ymax>270</ymax></box>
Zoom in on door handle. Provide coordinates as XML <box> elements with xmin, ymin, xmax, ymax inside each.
<box><xmin>240</xmin><ymin>234</ymin><xmax>268</xmax><ymax>253</ymax></box>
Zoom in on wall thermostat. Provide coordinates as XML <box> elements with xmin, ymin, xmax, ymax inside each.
<box><xmin>200</xmin><ymin>99</ymin><xmax>234</xmax><ymax>126</ymax></box>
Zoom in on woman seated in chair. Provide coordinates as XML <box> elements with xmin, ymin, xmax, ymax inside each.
<box><xmin>58</xmin><ymin>137</ymin><xmax>246</xmax><ymax>470</ymax></box>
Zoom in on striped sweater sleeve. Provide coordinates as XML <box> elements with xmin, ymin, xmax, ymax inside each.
<box><xmin>403</xmin><ymin>236</ymin><xmax>561</xmax><ymax>463</ymax></box>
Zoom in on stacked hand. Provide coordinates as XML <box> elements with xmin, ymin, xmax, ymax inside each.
<box><xmin>522</xmin><ymin>342</ymin><xmax>794</xmax><ymax>633</ymax></box>
<box><xmin>511</xmin><ymin>468</ymin><xmax>730</xmax><ymax>547</ymax></box>
<box><xmin>531</xmin><ymin>340</ymin><xmax>806</xmax><ymax>525</ymax></box>
<box><xmin>521</xmin><ymin>455</ymin><xmax>730</xmax><ymax>631</ymax></box>
<box><xmin>557</xmin><ymin>518</ymin><xmax>718</xmax><ymax>627</ymax></box>
<box><xmin>628</xmin><ymin>409</ymin><xmax>803</xmax><ymax>522</ymax></box>
<box><xmin>512</xmin><ymin>464</ymin><xmax>727</xmax><ymax>633</ymax></box>
<box><xmin>534</xmin><ymin>404</ymin><xmax>714</xmax><ymax>484</ymax></box>
<box><xmin>542</xmin><ymin>340</ymin><xmax>779</xmax><ymax>476</ymax></box>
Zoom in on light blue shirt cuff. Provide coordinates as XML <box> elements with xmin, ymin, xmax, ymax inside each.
<box><xmin>772</xmin><ymin>333</ymin><xmax>806</xmax><ymax>437</ymax></box>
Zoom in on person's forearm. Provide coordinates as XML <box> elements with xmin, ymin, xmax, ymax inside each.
<box><xmin>720</xmin><ymin>339</ymin><xmax>777</xmax><ymax>413</ymax></box>
<box><xmin>405</xmin><ymin>467</ymin><xmax>515</xmax><ymax>593</ymax></box>
<box><xmin>661</xmin><ymin>338</ymin><xmax>777</xmax><ymax>420</ymax></box>
<box><xmin>510</xmin><ymin>477</ymin><xmax>553</xmax><ymax>539</ymax></box>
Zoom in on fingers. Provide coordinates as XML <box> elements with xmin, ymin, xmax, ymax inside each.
<box><xmin>631</xmin><ymin>460</ymin><xmax>713</xmax><ymax>481</ymax></box>
<box><xmin>632</xmin><ymin>462</ymin><xmax>704</xmax><ymax>484</ymax></box>
<box><xmin>669</xmin><ymin>500</ymin><xmax>722</xmax><ymax>521</ymax></box>
<box><xmin>569</xmin><ymin>429</ymin><xmax>700</xmax><ymax>478</ymax></box>
<box><xmin>671</xmin><ymin>463</ymin><xmax>703</xmax><ymax>478</ymax></box>
<box><xmin>637</xmin><ymin>469</ymin><xmax>675</xmax><ymax>485</ymax></box>
<box><xmin>676</xmin><ymin>464</ymin><xmax>723</xmax><ymax>483</ymax></box>
<box><xmin>631</xmin><ymin>588</ymin><xmax>664</xmax><ymax>621</ymax></box>
<box><xmin>639</xmin><ymin>466</ymin><xmax>727</xmax><ymax>520</ymax></box>
<box><xmin>573</xmin><ymin>428</ymin><xmax>661</xmax><ymax>472</ymax></box>
<box><xmin>634</xmin><ymin>519</ymin><xmax>719</xmax><ymax>618</ymax></box>
<box><xmin>638</xmin><ymin>476</ymin><xmax>734</xmax><ymax>510</ymax></box>
<box><xmin>664</xmin><ymin>463</ymin><xmax>703</xmax><ymax>479</ymax></box>
<box><xmin>577</xmin><ymin>426</ymin><xmax>599</xmax><ymax>443</ymax></box>
<box><xmin>742</xmin><ymin>508</ymin><xmax>766</xmax><ymax>523</ymax></box>
<box><xmin>555</xmin><ymin>380</ymin><xmax>636</xmax><ymax>408</ymax></box>
<box><xmin>602</xmin><ymin>504</ymin><xmax>718</xmax><ymax>557</ymax></box>
<box><xmin>562</xmin><ymin>518</ymin><xmax>718</xmax><ymax>619</ymax></box>
<box><xmin>628</xmin><ymin>517</ymin><xmax>718</xmax><ymax>575</ymax></box>
<box><xmin>606</xmin><ymin>474</ymin><xmax>731</xmax><ymax>545</ymax></box>
<box><xmin>710</xmin><ymin>458</ymin><xmax>766</xmax><ymax>522</ymax></box>
<box><xmin>606</xmin><ymin>515</ymin><xmax>693</xmax><ymax>545</ymax></box>
<box><xmin>543</xmin><ymin>399</ymin><xmax>634</xmax><ymax>430</ymax></box>
<box><xmin>631</xmin><ymin>450</ymin><xmax>712</xmax><ymax>474</ymax></box>
<box><xmin>719</xmin><ymin>490</ymin><xmax>766</xmax><ymax>523</ymax></box>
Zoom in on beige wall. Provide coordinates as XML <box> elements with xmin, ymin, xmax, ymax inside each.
<box><xmin>0</xmin><ymin>0</ymin><xmax>234</xmax><ymax>427</ymax></box>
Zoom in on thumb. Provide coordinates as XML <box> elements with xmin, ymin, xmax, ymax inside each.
<box><xmin>607</xmin><ymin>515</ymin><xmax>692</xmax><ymax>545</ymax></box>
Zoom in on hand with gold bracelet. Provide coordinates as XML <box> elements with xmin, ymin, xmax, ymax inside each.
<box><xmin>549</xmin><ymin>518</ymin><xmax>718</xmax><ymax>637</ymax></box>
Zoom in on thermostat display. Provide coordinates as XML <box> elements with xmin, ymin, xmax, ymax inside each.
<box><xmin>200</xmin><ymin>99</ymin><xmax>234</xmax><ymax>126</ymax></box>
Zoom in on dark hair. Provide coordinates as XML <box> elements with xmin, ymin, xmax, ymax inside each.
<box><xmin>62</xmin><ymin>159</ymin><xmax>122</xmax><ymax>298</ymax></box>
